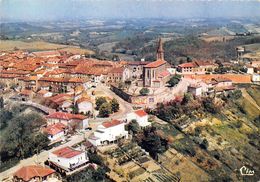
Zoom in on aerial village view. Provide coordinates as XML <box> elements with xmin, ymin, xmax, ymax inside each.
<box><xmin>0</xmin><ymin>0</ymin><xmax>260</xmax><ymax>182</ymax></box>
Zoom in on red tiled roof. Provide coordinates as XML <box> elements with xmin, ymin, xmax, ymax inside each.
<box><xmin>144</xmin><ymin>59</ymin><xmax>166</xmax><ymax>68</ymax></box>
<box><xmin>46</xmin><ymin>112</ymin><xmax>86</xmax><ymax>120</ymax></box>
<box><xmin>184</xmin><ymin>74</ymin><xmax>251</xmax><ymax>83</ymax></box>
<box><xmin>109</xmin><ymin>67</ymin><xmax>125</xmax><ymax>74</ymax></box>
<box><xmin>14</xmin><ymin>165</ymin><xmax>55</xmax><ymax>181</ymax></box>
<box><xmin>178</xmin><ymin>62</ymin><xmax>196</xmax><ymax>68</ymax></box>
<box><xmin>134</xmin><ymin>110</ymin><xmax>148</xmax><ymax>117</ymax></box>
<box><xmin>52</xmin><ymin>147</ymin><xmax>83</xmax><ymax>158</ymax></box>
<box><xmin>20</xmin><ymin>89</ymin><xmax>33</xmax><ymax>96</ymax></box>
<box><xmin>43</xmin><ymin>123</ymin><xmax>66</xmax><ymax>135</ymax></box>
<box><xmin>127</xmin><ymin>61</ymin><xmax>149</xmax><ymax>66</ymax></box>
<box><xmin>102</xmin><ymin>119</ymin><xmax>123</xmax><ymax>128</ymax></box>
<box><xmin>158</xmin><ymin>70</ymin><xmax>170</xmax><ymax>78</ymax></box>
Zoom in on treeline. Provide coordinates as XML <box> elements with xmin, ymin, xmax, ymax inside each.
<box><xmin>0</xmin><ymin>102</ymin><xmax>49</xmax><ymax>172</ymax></box>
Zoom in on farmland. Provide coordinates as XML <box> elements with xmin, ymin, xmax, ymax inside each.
<box><xmin>0</xmin><ymin>40</ymin><xmax>94</xmax><ymax>55</ymax></box>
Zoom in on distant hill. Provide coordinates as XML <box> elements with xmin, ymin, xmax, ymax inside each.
<box><xmin>206</xmin><ymin>27</ymin><xmax>236</xmax><ymax>36</ymax></box>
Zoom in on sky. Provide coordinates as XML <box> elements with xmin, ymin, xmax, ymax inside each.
<box><xmin>1</xmin><ymin>0</ymin><xmax>260</xmax><ymax>22</ymax></box>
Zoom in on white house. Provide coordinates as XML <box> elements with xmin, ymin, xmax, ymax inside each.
<box><xmin>88</xmin><ymin>120</ymin><xmax>128</xmax><ymax>146</ymax></box>
<box><xmin>76</xmin><ymin>97</ymin><xmax>93</xmax><ymax>114</ymax></box>
<box><xmin>252</xmin><ymin>74</ymin><xmax>260</xmax><ymax>82</ymax></box>
<box><xmin>43</xmin><ymin>123</ymin><xmax>66</xmax><ymax>142</ymax></box>
<box><xmin>49</xmin><ymin>147</ymin><xmax>88</xmax><ymax>171</ymax></box>
<box><xmin>127</xmin><ymin>110</ymin><xmax>151</xmax><ymax>129</ymax></box>
<box><xmin>46</xmin><ymin>112</ymin><xmax>89</xmax><ymax>130</ymax></box>
<box><xmin>187</xmin><ymin>84</ymin><xmax>203</xmax><ymax>97</ymax></box>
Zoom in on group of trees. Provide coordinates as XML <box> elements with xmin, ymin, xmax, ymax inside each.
<box><xmin>0</xmin><ymin>105</ymin><xmax>49</xmax><ymax>171</ymax></box>
<box><xmin>137</xmin><ymin>126</ymin><xmax>169</xmax><ymax>160</ymax></box>
<box><xmin>167</xmin><ymin>75</ymin><xmax>181</xmax><ymax>87</ymax></box>
<box><xmin>154</xmin><ymin>93</ymin><xmax>223</xmax><ymax>123</ymax></box>
<box><xmin>95</xmin><ymin>97</ymin><xmax>119</xmax><ymax>117</ymax></box>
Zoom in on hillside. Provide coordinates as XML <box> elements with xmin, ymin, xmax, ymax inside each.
<box><xmin>152</xmin><ymin>87</ymin><xmax>260</xmax><ymax>181</ymax></box>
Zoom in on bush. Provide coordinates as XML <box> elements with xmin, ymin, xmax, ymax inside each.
<box><xmin>110</xmin><ymin>98</ymin><xmax>119</xmax><ymax>113</ymax></box>
<box><xmin>167</xmin><ymin>75</ymin><xmax>181</xmax><ymax>87</ymax></box>
<box><xmin>95</xmin><ymin>97</ymin><xmax>107</xmax><ymax>110</ymax></box>
<box><xmin>139</xmin><ymin>88</ymin><xmax>149</xmax><ymax>96</ymax></box>
<box><xmin>98</xmin><ymin>102</ymin><xmax>112</xmax><ymax>117</ymax></box>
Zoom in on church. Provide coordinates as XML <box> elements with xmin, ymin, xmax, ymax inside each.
<box><xmin>143</xmin><ymin>38</ymin><xmax>171</xmax><ymax>87</ymax></box>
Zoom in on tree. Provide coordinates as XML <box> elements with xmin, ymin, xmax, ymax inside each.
<box><xmin>92</xmin><ymin>167</ymin><xmax>107</xmax><ymax>180</ymax></box>
<box><xmin>139</xmin><ymin>88</ymin><xmax>149</xmax><ymax>96</ymax></box>
<box><xmin>98</xmin><ymin>102</ymin><xmax>112</xmax><ymax>117</ymax></box>
<box><xmin>110</xmin><ymin>98</ymin><xmax>119</xmax><ymax>113</ymax></box>
<box><xmin>167</xmin><ymin>75</ymin><xmax>181</xmax><ymax>87</ymax></box>
<box><xmin>200</xmin><ymin>139</ymin><xmax>209</xmax><ymax>150</ymax></box>
<box><xmin>95</xmin><ymin>97</ymin><xmax>107</xmax><ymax>110</ymax></box>
<box><xmin>127</xmin><ymin>120</ymin><xmax>140</xmax><ymax>134</ymax></box>
<box><xmin>71</xmin><ymin>102</ymin><xmax>79</xmax><ymax>114</ymax></box>
<box><xmin>0</xmin><ymin>97</ymin><xmax>4</xmax><ymax>108</ymax></box>
<box><xmin>140</xmin><ymin>127</ymin><xmax>169</xmax><ymax>160</ymax></box>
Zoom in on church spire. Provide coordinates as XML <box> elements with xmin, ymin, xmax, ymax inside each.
<box><xmin>156</xmin><ymin>38</ymin><xmax>164</xmax><ymax>60</ymax></box>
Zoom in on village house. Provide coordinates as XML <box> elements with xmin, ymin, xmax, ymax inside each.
<box><xmin>46</xmin><ymin>112</ymin><xmax>89</xmax><ymax>130</ymax></box>
<box><xmin>48</xmin><ymin>147</ymin><xmax>89</xmax><ymax>172</ymax></box>
<box><xmin>107</xmin><ymin>67</ymin><xmax>131</xmax><ymax>83</ymax></box>
<box><xmin>187</xmin><ymin>84</ymin><xmax>203</xmax><ymax>97</ymax></box>
<box><xmin>76</xmin><ymin>97</ymin><xmax>93</xmax><ymax>114</ymax></box>
<box><xmin>88</xmin><ymin>120</ymin><xmax>128</xmax><ymax>146</ymax></box>
<box><xmin>207</xmin><ymin>77</ymin><xmax>235</xmax><ymax>94</ymax></box>
<box><xmin>126</xmin><ymin>61</ymin><xmax>149</xmax><ymax>79</ymax></box>
<box><xmin>177</xmin><ymin>60</ymin><xmax>218</xmax><ymax>75</ymax></box>
<box><xmin>252</xmin><ymin>74</ymin><xmax>260</xmax><ymax>82</ymax></box>
<box><xmin>13</xmin><ymin>165</ymin><xmax>57</xmax><ymax>182</ymax></box>
<box><xmin>126</xmin><ymin>110</ymin><xmax>151</xmax><ymax>129</ymax></box>
<box><xmin>37</xmin><ymin>89</ymin><xmax>53</xmax><ymax>98</ymax></box>
<box><xmin>43</xmin><ymin>123</ymin><xmax>67</xmax><ymax>143</ymax></box>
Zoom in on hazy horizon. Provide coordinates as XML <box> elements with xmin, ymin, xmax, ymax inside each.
<box><xmin>1</xmin><ymin>0</ymin><xmax>260</xmax><ymax>22</ymax></box>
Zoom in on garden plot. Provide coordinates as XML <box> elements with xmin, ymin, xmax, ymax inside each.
<box><xmin>105</xmin><ymin>142</ymin><xmax>180</xmax><ymax>182</ymax></box>
<box><xmin>159</xmin><ymin>148</ymin><xmax>211</xmax><ymax>182</ymax></box>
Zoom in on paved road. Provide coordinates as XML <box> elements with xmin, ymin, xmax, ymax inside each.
<box><xmin>0</xmin><ymin>131</ymin><xmax>92</xmax><ymax>181</ymax></box>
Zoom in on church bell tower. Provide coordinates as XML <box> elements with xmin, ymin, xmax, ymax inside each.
<box><xmin>156</xmin><ymin>38</ymin><xmax>164</xmax><ymax>60</ymax></box>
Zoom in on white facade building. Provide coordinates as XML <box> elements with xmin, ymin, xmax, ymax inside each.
<box><xmin>43</xmin><ymin>123</ymin><xmax>66</xmax><ymax>142</ymax></box>
<box><xmin>252</xmin><ymin>74</ymin><xmax>260</xmax><ymax>82</ymax></box>
<box><xmin>49</xmin><ymin>147</ymin><xmax>88</xmax><ymax>171</ymax></box>
<box><xmin>126</xmin><ymin>110</ymin><xmax>151</xmax><ymax>128</ymax></box>
<box><xmin>88</xmin><ymin>120</ymin><xmax>128</xmax><ymax>146</ymax></box>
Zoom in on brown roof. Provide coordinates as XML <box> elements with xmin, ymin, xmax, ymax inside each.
<box><xmin>43</xmin><ymin>123</ymin><xmax>66</xmax><ymax>135</ymax></box>
<box><xmin>14</xmin><ymin>165</ymin><xmax>55</xmax><ymax>181</ymax></box>
<box><xmin>144</xmin><ymin>59</ymin><xmax>166</xmax><ymax>68</ymax></box>
<box><xmin>52</xmin><ymin>147</ymin><xmax>83</xmax><ymax>158</ymax></box>
<box><xmin>184</xmin><ymin>74</ymin><xmax>251</xmax><ymax>83</ymax></box>
<box><xmin>102</xmin><ymin>119</ymin><xmax>123</xmax><ymax>128</ymax></box>
<box><xmin>46</xmin><ymin>112</ymin><xmax>86</xmax><ymax>120</ymax></box>
<box><xmin>134</xmin><ymin>110</ymin><xmax>148</xmax><ymax>117</ymax></box>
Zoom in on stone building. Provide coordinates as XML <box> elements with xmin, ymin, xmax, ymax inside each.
<box><xmin>143</xmin><ymin>38</ymin><xmax>171</xmax><ymax>87</ymax></box>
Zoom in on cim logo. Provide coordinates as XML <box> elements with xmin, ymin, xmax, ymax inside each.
<box><xmin>240</xmin><ymin>166</ymin><xmax>255</xmax><ymax>176</ymax></box>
